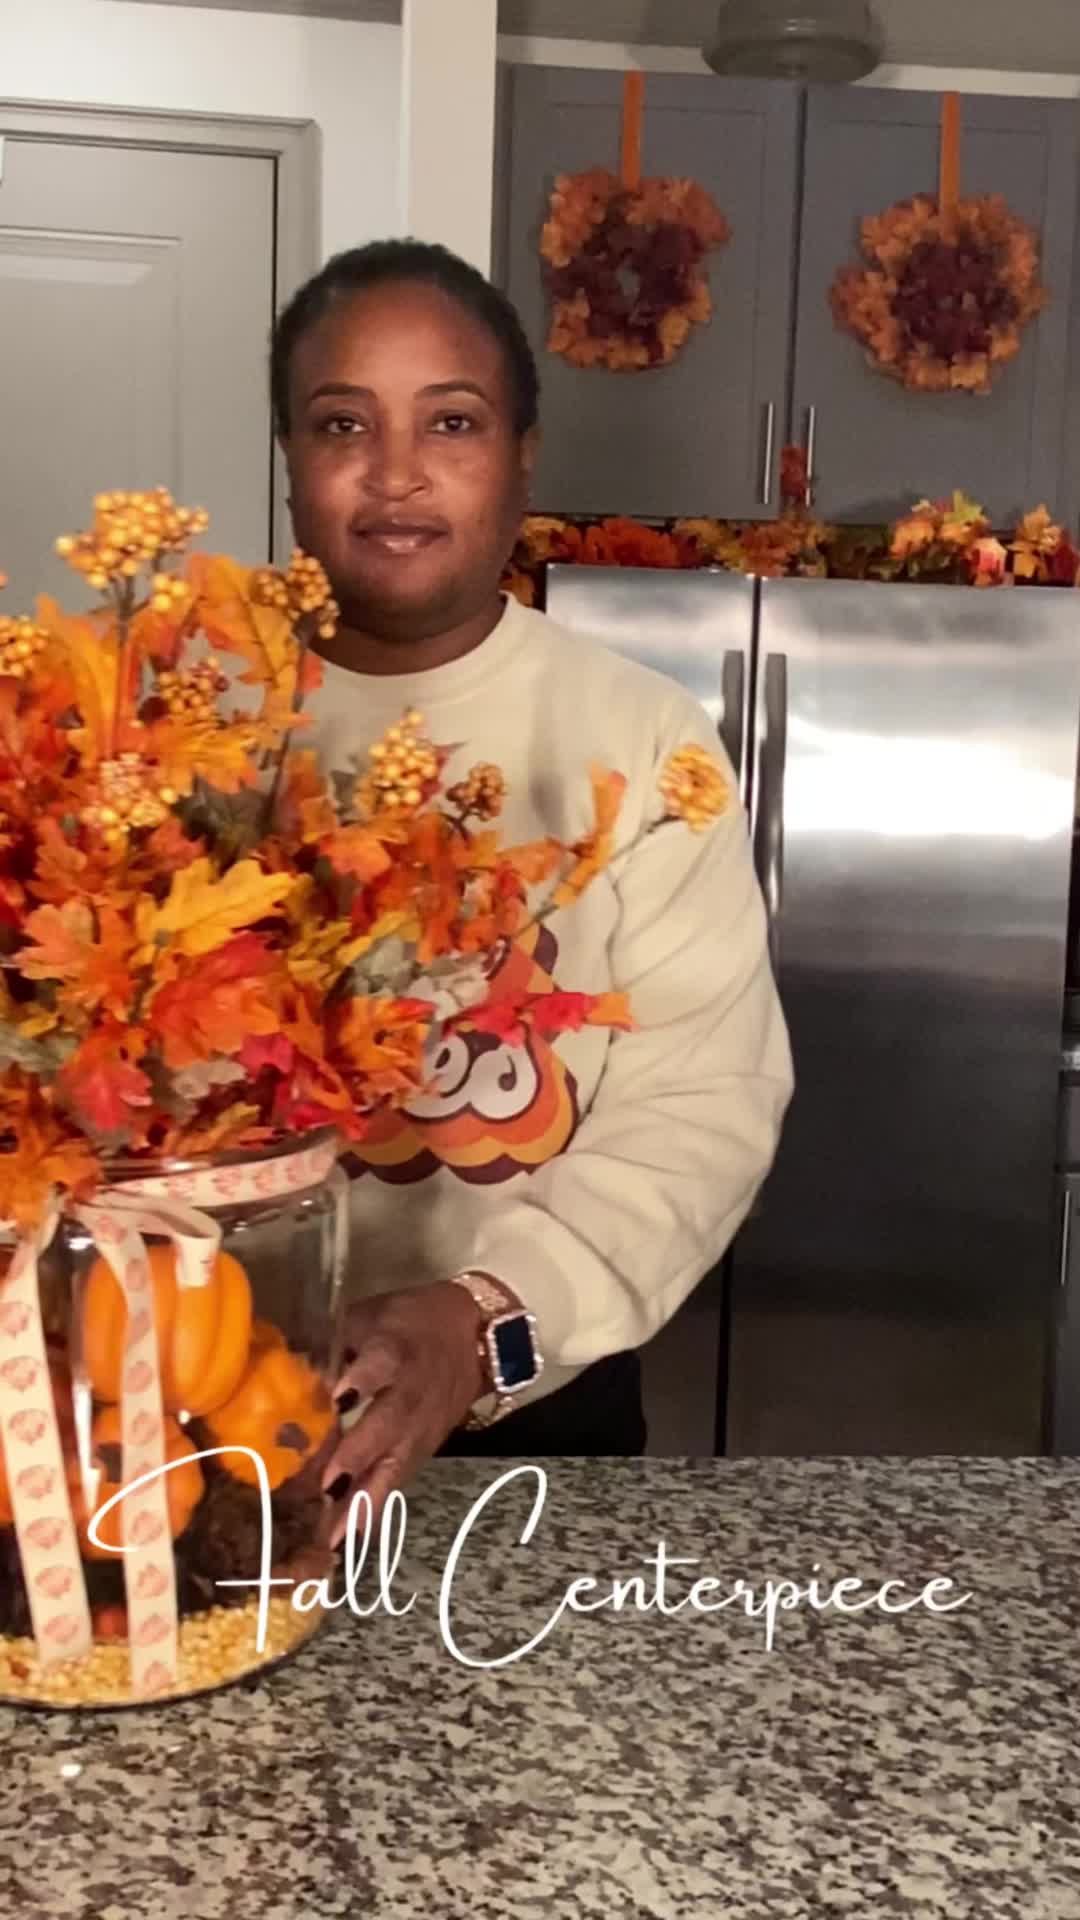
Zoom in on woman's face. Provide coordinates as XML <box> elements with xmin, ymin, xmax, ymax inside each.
<box><xmin>283</xmin><ymin>281</ymin><xmax>534</xmax><ymax>643</ymax></box>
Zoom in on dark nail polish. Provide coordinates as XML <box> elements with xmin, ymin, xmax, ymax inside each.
<box><xmin>324</xmin><ymin>1472</ymin><xmax>352</xmax><ymax>1504</ymax></box>
<box><xmin>335</xmin><ymin>1387</ymin><xmax>360</xmax><ymax>1416</ymax></box>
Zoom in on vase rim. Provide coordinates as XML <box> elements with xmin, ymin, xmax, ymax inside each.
<box><xmin>101</xmin><ymin>1126</ymin><xmax>342</xmax><ymax>1186</ymax></box>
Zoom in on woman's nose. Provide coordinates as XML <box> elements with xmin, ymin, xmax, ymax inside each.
<box><xmin>365</xmin><ymin>425</ymin><xmax>426</xmax><ymax>499</ymax></box>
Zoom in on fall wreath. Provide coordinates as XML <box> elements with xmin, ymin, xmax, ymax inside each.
<box><xmin>830</xmin><ymin>193</ymin><xmax>1046</xmax><ymax>394</ymax></box>
<box><xmin>540</xmin><ymin>75</ymin><xmax>730</xmax><ymax>373</ymax></box>
<box><xmin>830</xmin><ymin>96</ymin><xmax>1046</xmax><ymax>395</ymax></box>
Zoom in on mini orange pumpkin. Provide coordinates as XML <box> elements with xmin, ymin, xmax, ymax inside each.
<box><xmin>0</xmin><ymin>1350</ymin><xmax>77</xmax><ymax>1528</ymax></box>
<box><xmin>205</xmin><ymin>1328</ymin><xmax>334</xmax><ymax>1491</ymax></box>
<box><xmin>82</xmin><ymin>1243</ymin><xmax>253</xmax><ymax>1416</ymax></box>
<box><xmin>69</xmin><ymin>1404</ymin><xmax>204</xmax><ymax>1560</ymax></box>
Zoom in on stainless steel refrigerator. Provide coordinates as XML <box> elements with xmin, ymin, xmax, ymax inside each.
<box><xmin>546</xmin><ymin>567</ymin><xmax>1080</xmax><ymax>1456</ymax></box>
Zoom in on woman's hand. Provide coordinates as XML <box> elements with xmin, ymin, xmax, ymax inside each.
<box><xmin>321</xmin><ymin>1283</ymin><xmax>486</xmax><ymax>1546</ymax></box>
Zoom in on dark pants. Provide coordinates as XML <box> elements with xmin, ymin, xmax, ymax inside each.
<box><xmin>438</xmin><ymin>1349</ymin><xmax>647</xmax><ymax>1458</ymax></box>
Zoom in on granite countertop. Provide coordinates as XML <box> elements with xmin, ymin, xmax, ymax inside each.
<box><xmin>2</xmin><ymin>1456</ymin><xmax>1078</xmax><ymax>1919</ymax></box>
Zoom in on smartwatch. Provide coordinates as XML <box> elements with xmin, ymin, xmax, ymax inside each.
<box><xmin>447</xmin><ymin>1270</ymin><xmax>544</xmax><ymax>1428</ymax></box>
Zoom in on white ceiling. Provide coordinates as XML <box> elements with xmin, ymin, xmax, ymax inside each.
<box><xmin>136</xmin><ymin>0</ymin><xmax>1080</xmax><ymax>70</ymax></box>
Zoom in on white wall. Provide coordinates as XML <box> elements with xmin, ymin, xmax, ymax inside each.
<box><xmin>3</xmin><ymin>0</ymin><xmax>402</xmax><ymax>261</ymax></box>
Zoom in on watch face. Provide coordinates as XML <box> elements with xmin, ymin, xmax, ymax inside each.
<box><xmin>492</xmin><ymin>1314</ymin><xmax>539</xmax><ymax>1391</ymax></box>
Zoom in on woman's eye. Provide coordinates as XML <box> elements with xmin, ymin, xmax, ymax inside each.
<box><xmin>323</xmin><ymin>415</ymin><xmax>367</xmax><ymax>436</ymax></box>
<box><xmin>432</xmin><ymin>412</ymin><xmax>476</xmax><ymax>435</ymax></box>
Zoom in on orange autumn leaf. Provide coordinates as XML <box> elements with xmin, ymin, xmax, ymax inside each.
<box><xmin>35</xmin><ymin>597</ymin><xmax>119</xmax><ymax>764</ymax></box>
<box><xmin>0</xmin><ymin>1103</ymin><xmax>100</xmax><ymax>1231</ymax></box>
<box><xmin>582</xmin><ymin>991</ymin><xmax>634</xmax><ymax>1032</ymax></box>
<box><xmin>17</xmin><ymin>901</ymin><xmax>135</xmax><ymax>1020</ymax></box>
<box><xmin>331</xmin><ymin>995</ymin><xmax>432</xmax><ymax>1099</ymax></box>
<box><xmin>148</xmin><ymin>934</ymin><xmax>282</xmax><ymax>1069</ymax></box>
<box><xmin>187</xmin><ymin>553</ymin><xmax>299</xmax><ymax>728</ymax></box>
<box><xmin>280</xmin><ymin>750</ymin><xmax>337</xmax><ymax>839</ymax></box>
<box><xmin>502</xmin><ymin>837</ymin><xmax>565</xmax><ymax>887</ymax></box>
<box><xmin>31</xmin><ymin>818</ymin><xmax>96</xmax><ymax>905</ymax></box>
<box><xmin>320</xmin><ymin>825</ymin><xmax>393</xmax><ymax>885</ymax></box>
<box><xmin>142</xmin><ymin>857</ymin><xmax>292</xmax><ymax>959</ymax></box>
<box><xmin>145</xmin><ymin>716</ymin><xmax>260</xmax><ymax>796</ymax></box>
<box><xmin>554</xmin><ymin>766</ymin><xmax>627</xmax><ymax>906</ymax></box>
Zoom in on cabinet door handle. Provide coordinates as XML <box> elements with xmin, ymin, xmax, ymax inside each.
<box><xmin>804</xmin><ymin>404</ymin><xmax>817</xmax><ymax>505</ymax></box>
<box><xmin>760</xmin><ymin>401</ymin><xmax>776</xmax><ymax>507</ymax></box>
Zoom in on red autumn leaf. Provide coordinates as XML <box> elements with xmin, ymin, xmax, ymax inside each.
<box><xmin>239</xmin><ymin>1032</ymin><xmax>295</xmax><ymax>1076</ymax></box>
<box><xmin>56</xmin><ymin>1028</ymin><xmax>153</xmax><ymax>1142</ymax></box>
<box><xmin>148</xmin><ymin>934</ymin><xmax>282</xmax><ymax>1069</ymax></box>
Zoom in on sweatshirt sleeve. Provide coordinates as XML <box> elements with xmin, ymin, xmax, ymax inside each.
<box><xmin>470</xmin><ymin>694</ymin><xmax>794</xmax><ymax>1366</ymax></box>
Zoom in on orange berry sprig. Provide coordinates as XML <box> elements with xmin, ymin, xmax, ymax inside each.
<box><xmin>251</xmin><ymin>549</ymin><xmax>339</xmax><ymax>642</ymax></box>
<box><xmin>80</xmin><ymin>753</ymin><xmax>178</xmax><ymax>849</ymax></box>
<box><xmin>0</xmin><ymin>615</ymin><xmax>48</xmax><ymax>681</ymax></box>
<box><xmin>355</xmin><ymin>711</ymin><xmax>440</xmax><ymax>819</ymax></box>
<box><xmin>55</xmin><ymin>489</ymin><xmax>209</xmax><ymax>592</ymax></box>
<box><xmin>155</xmin><ymin>658</ymin><xmax>229</xmax><ymax>726</ymax></box>
<box><xmin>446</xmin><ymin>763</ymin><xmax>506</xmax><ymax>823</ymax></box>
<box><xmin>659</xmin><ymin>745</ymin><xmax>730</xmax><ymax>833</ymax></box>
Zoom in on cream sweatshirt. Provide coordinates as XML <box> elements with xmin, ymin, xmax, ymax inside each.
<box><xmin>306</xmin><ymin>596</ymin><xmax>793</xmax><ymax>1407</ymax></box>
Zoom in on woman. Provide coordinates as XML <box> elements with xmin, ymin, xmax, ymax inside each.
<box><xmin>271</xmin><ymin>240</ymin><xmax>793</xmax><ymax>1530</ymax></box>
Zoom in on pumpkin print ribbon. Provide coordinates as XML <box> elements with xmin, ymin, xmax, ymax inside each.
<box><xmin>0</xmin><ymin>1134</ymin><xmax>341</xmax><ymax>1695</ymax></box>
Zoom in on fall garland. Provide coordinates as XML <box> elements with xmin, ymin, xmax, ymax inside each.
<box><xmin>540</xmin><ymin>75</ymin><xmax>730</xmax><ymax>373</ymax></box>
<box><xmin>502</xmin><ymin>477</ymin><xmax>1080</xmax><ymax>604</ymax></box>
<box><xmin>830</xmin><ymin>95</ymin><xmax>1046</xmax><ymax>395</ymax></box>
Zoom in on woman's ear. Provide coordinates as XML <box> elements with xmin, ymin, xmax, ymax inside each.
<box><xmin>521</xmin><ymin>426</ymin><xmax>539</xmax><ymax>478</ymax></box>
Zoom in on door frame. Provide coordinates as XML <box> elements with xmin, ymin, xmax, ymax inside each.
<box><xmin>0</xmin><ymin>101</ymin><xmax>321</xmax><ymax>561</ymax></box>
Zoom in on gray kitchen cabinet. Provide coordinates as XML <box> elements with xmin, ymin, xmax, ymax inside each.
<box><xmin>495</xmin><ymin>67</ymin><xmax>800</xmax><ymax>521</ymax></box>
<box><xmin>792</xmin><ymin>88</ymin><xmax>1080</xmax><ymax>526</ymax></box>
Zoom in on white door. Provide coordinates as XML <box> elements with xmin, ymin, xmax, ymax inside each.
<box><xmin>0</xmin><ymin>133</ymin><xmax>276</xmax><ymax>609</ymax></box>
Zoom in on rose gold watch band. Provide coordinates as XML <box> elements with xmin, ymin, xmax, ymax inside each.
<box><xmin>447</xmin><ymin>1270</ymin><xmax>537</xmax><ymax>1430</ymax></box>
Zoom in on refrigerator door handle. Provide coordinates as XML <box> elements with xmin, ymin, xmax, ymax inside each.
<box><xmin>753</xmin><ymin>651</ymin><xmax>789</xmax><ymax>973</ymax></box>
<box><xmin>719</xmin><ymin>647</ymin><xmax>747</xmax><ymax>794</ymax></box>
<box><xmin>1060</xmin><ymin>1186</ymin><xmax>1073</xmax><ymax>1293</ymax></box>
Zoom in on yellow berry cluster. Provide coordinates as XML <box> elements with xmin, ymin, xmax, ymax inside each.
<box><xmin>356</xmin><ymin>711</ymin><xmax>438</xmax><ymax>817</ymax></box>
<box><xmin>81</xmin><ymin>753</ymin><xmax>178</xmax><ymax>847</ymax></box>
<box><xmin>251</xmin><ymin>549</ymin><xmax>339</xmax><ymax>642</ymax></box>
<box><xmin>150</xmin><ymin>572</ymin><xmax>191</xmax><ymax>617</ymax></box>
<box><xmin>659</xmin><ymin>745</ymin><xmax>730</xmax><ymax>832</ymax></box>
<box><xmin>447</xmin><ymin>762</ymin><xmax>506</xmax><ymax>822</ymax></box>
<box><xmin>56</xmin><ymin>490</ymin><xmax>209</xmax><ymax>592</ymax></box>
<box><xmin>0</xmin><ymin>615</ymin><xmax>47</xmax><ymax>681</ymax></box>
<box><xmin>155</xmin><ymin>657</ymin><xmax>229</xmax><ymax>726</ymax></box>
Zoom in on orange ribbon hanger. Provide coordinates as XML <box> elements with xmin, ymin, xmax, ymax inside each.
<box><xmin>939</xmin><ymin>91</ymin><xmax>961</xmax><ymax>241</ymax></box>
<box><xmin>621</xmin><ymin>71</ymin><xmax>645</xmax><ymax>191</ymax></box>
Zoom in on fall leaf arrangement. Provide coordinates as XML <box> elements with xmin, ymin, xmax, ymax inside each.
<box><xmin>829</xmin><ymin>194</ymin><xmax>1046</xmax><ymax>396</ymax></box>
<box><xmin>0</xmin><ymin>491</ymin><xmax>729</xmax><ymax>1232</ymax></box>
